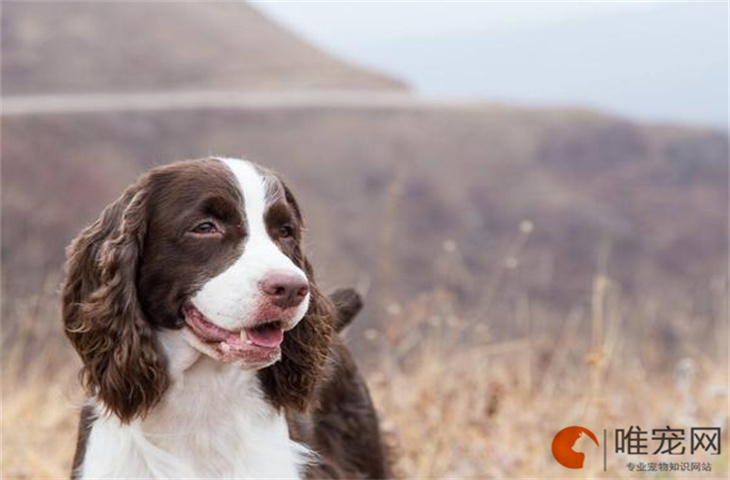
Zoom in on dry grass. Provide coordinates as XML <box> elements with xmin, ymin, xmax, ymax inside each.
<box><xmin>370</xmin><ymin>317</ymin><xmax>729</xmax><ymax>478</ymax></box>
<box><xmin>1</xmin><ymin>200</ymin><xmax>727</xmax><ymax>477</ymax></box>
<box><xmin>2</xmin><ymin>276</ymin><xmax>727</xmax><ymax>479</ymax></box>
<box><xmin>2</xmin><ymin>148</ymin><xmax>725</xmax><ymax>478</ymax></box>
<box><xmin>363</xmin><ymin>273</ymin><xmax>729</xmax><ymax>478</ymax></box>
<box><xmin>1</xmin><ymin>365</ymin><xmax>80</xmax><ymax>478</ymax></box>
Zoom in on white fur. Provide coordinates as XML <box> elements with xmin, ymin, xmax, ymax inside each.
<box><xmin>191</xmin><ymin>158</ymin><xmax>310</xmax><ymax>331</ymax></box>
<box><xmin>78</xmin><ymin>332</ymin><xmax>312</xmax><ymax>479</ymax></box>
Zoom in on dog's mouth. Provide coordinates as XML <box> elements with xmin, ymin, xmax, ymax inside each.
<box><xmin>182</xmin><ymin>303</ymin><xmax>285</xmax><ymax>362</ymax></box>
<box><xmin>245</xmin><ymin>320</ymin><xmax>285</xmax><ymax>347</ymax></box>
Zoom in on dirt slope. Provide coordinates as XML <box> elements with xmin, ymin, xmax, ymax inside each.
<box><xmin>1</xmin><ymin>1</ymin><xmax>405</xmax><ymax>94</ymax></box>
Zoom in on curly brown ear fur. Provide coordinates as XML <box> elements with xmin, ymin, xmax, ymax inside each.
<box><xmin>62</xmin><ymin>178</ymin><xmax>167</xmax><ymax>423</ymax></box>
<box><xmin>260</xmin><ymin>180</ymin><xmax>336</xmax><ymax>412</ymax></box>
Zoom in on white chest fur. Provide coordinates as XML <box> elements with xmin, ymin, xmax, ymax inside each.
<box><xmin>78</xmin><ymin>356</ymin><xmax>310</xmax><ymax>479</ymax></box>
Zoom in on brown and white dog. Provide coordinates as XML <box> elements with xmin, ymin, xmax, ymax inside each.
<box><xmin>62</xmin><ymin>158</ymin><xmax>388</xmax><ymax>479</ymax></box>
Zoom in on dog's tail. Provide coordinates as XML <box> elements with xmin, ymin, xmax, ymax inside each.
<box><xmin>329</xmin><ymin>288</ymin><xmax>363</xmax><ymax>332</ymax></box>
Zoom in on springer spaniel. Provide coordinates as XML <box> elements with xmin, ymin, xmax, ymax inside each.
<box><xmin>62</xmin><ymin>158</ymin><xmax>388</xmax><ymax>479</ymax></box>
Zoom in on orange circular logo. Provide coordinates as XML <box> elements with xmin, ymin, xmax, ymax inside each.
<box><xmin>552</xmin><ymin>426</ymin><xmax>599</xmax><ymax>469</ymax></box>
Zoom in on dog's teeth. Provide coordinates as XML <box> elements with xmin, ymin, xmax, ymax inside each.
<box><xmin>240</xmin><ymin>330</ymin><xmax>251</xmax><ymax>344</ymax></box>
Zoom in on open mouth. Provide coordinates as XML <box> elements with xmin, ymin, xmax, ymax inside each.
<box><xmin>182</xmin><ymin>303</ymin><xmax>285</xmax><ymax>360</ymax></box>
<box><xmin>246</xmin><ymin>320</ymin><xmax>285</xmax><ymax>348</ymax></box>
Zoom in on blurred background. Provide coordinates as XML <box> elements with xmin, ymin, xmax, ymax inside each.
<box><xmin>1</xmin><ymin>1</ymin><xmax>728</xmax><ymax>477</ymax></box>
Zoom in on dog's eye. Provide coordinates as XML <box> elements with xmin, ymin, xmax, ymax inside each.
<box><xmin>191</xmin><ymin>221</ymin><xmax>219</xmax><ymax>234</ymax></box>
<box><xmin>278</xmin><ymin>223</ymin><xmax>294</xmax><ymax>239</ymax></box>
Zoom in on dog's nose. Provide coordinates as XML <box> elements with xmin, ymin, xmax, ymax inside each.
<box><xmin>259</xmin><ymin>271</ymin><xmax>309</xmax><ymax>309</ymax></box>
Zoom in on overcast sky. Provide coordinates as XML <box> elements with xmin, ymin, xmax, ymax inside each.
<box><xmin>253</xmin><ymin>2</ymin><xmax>658</xmax><ymax>40</ymax></box>
<box><xmin>252</xmin><ymin>1</ymin><xmax>728</xmax><ymax>128</ymax></box>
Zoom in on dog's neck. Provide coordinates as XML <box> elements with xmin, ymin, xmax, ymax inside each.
<box><xmin>77</xmin><ymin>331</ymin><xmax>311</xmax><ymax>479</ymax></box>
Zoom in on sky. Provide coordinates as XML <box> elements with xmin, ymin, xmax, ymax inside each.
<box><xmin>252</xmin><ymin>1</ymin><xmax>729</xmax><ymax>128</ymax></box>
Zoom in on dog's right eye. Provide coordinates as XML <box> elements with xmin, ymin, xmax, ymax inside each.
<box><xmin>191</xmin><ymin>221</ymin><xmax>219</xmax><ymax>235</ymax></box>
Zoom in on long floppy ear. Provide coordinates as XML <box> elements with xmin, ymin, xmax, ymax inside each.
<box><xmin>260</xmin><ymin>181</ymin><xmax>336</xmax><ymax>412</ymax></box>
<box><xmin>62</xmin><ymin>177</ymin><xmax>168</xmax><ymax>423</ymax></box>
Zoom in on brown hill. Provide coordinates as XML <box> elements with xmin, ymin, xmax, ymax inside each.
<box><xmin>1</xmin><ymin>2</ymin><xmax>726</xmax><ymax>357</ymax></box>
<box><xmin>3</xmin><ymin>106</ymin><xmax>727</xmax><ymax>336</ymax></box>
<box><xmin>1</xmin><ymin>1</ymin><xmax>405</xmax><ymax>94</ymax></box>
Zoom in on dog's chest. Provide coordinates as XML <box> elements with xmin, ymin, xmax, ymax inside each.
<box><xmin>79</xmin><ymin>360</ymin><xmax>309</xmax><ymax>479</ymax></box>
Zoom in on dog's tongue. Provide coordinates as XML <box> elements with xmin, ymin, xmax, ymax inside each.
<box><xmin>246</xmin><ymin>326</ymin><xmax>284</xmax><ymax>348</ymax></box>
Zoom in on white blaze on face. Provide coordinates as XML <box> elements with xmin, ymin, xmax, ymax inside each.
<box><xmin>190</xmin><ymin>158</ymin><xmax>310</xmax><ymax>330</ymax></box>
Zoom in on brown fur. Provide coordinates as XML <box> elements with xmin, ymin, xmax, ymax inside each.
<box><xmin>63</xmin><ymin>176</ymin><xmax>168</xmax><ymax>422</ymax></box>
<box><xmin>295</xmin><ymin>340</ymin><xmax>390</xmax><ymax>479</ymax></box>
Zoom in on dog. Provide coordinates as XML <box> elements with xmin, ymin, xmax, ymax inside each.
<box><xmin>62</xmin><ymin>157</ymin><xmax>388</xmax><ymax>479</ymax></box>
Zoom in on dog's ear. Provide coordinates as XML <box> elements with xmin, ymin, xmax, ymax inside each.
<box><xmin>329</xmin><ymin>288</ymin><xmax>363</xmax><ymax>332</ymax></box>
<box><xmin>260</xmin><ymin>180</ymin><xmax>336</xmax><ymax>412</ymax></box>
<box><xmin>62</xmin><ymin>177</ymin><xmax>168</xmax><ymax>423</ymax></box>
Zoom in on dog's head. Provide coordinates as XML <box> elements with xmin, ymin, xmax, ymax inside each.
<box><xmin>63</xmin><ymin>158</ymin><xmax>335</xmax><ymax>422</ymax></box>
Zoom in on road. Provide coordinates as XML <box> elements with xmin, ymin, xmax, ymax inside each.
<box><xmin>1</xmin><ymin>90</ymin><xmax>476</xmax><ymax>116</ymax></box>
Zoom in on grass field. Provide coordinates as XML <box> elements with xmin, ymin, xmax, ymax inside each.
<box><xmin>2</xmin><ymin>275</ymin><xmax>727</xmax><ymax>479</ymax></box>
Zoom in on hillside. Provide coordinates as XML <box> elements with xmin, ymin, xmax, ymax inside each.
<box><xmin>1</xmin><ymin>2</ymin><xmax>727</xmax><ymax>357</ymax></box>
<box><xmin>1</xmin><ymin>1</ymin><xmax>405</xmax><ymax>94</ymax></box>
<box><xmin>3</xmin><ymin>107</ymin><xmax>727</xmax><ymax>350</ymax></box>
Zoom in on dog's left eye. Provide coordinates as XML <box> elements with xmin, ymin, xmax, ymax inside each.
<box><xmin>191</xmin><ymin>221</ymin><xmax>219</xmax><ymax>234</ymax></box>
<box><xmin>278</xmin><ymin>223</ymin><xmax>294</xmax><ymax>238</ymax></box>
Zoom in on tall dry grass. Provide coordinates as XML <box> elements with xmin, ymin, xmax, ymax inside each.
<box><xmin>367</xmin><ymin>285</ymin><xmax>728</xmax><ymax>478</ymax></box>
<box><xmin>1</xmin><ymin>189</ymin><xmax>727</xmax><ymax>477</ymax></box>
<box><xmin>2</xmin><ymin>267</ymin><xmax>727</xmax><ymax>478</ymax></box>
